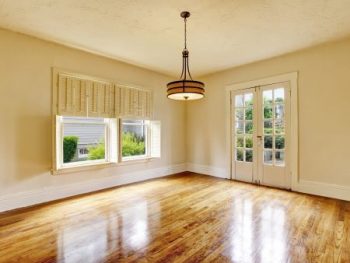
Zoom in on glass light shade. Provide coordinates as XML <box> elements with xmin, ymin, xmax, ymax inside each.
<box><xmin>167</xmin><ymin>80</ymin><xmax>205</xmax><ymax>101</ymax></box>
<box><xmin>168</xmin><ymin>92</ymin><xmax>204</xmax><ymax>100</ymax></box>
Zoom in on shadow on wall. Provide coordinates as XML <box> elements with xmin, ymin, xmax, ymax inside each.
<box><xmin>15</xmin><ymin>114</ymin><xmax>52</xmax><ymax>182</ymax></box>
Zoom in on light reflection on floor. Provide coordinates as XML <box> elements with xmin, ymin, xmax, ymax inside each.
<box><xmin>227</xmin><ymin>197</ymin><xmax>288</xmax><ymax>263</ymax></box>
<box><xmin>57</xmin><ymin>197</ymin><xmax>158</xmax><ymax>261</ymax></box>
<box><xmin>122</xmin><ymin>200</ymin><xmax>149</xmax><ymax>250</ymax></box>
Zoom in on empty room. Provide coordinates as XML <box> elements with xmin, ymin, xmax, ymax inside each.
<box><xmin>1</xmin><ymin>1</ymin><xmax>350</xmax><ymax>262</ymax></box>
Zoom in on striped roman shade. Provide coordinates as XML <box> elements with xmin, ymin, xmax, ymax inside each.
<box><xmin>53</xmin><ymin>69</ymin><xmax>152</xmax><ymax>119</ymax></box>
<box><xmin>117</xmin><ymin>86</ymin><xmax>153</xmax><ymax>119</ymax></box>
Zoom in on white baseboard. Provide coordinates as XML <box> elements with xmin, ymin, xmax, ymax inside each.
<box><xmin>0</xmin><ymin>163</ymin><xmax>187</xmax><ymax>213</ymax></box>
<box><xmin>294</xmin><ymin>179</ymin><xmax>350</xmax><ymax>201</ymax></box>
<box><xmin>187</xmin><ymin>163</ymin><xmax>350</xmax><ymax>201</ymax></box>
<box><xmin>187</xmin><ymin>163</ymin><xmax>229</xmax><ymax>179</ymax></box>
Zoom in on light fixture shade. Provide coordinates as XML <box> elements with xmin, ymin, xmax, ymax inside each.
<box><xmin>167</xmin><ymin>80</ymin><xmax>205</xmax><ymax>100</ymax></box>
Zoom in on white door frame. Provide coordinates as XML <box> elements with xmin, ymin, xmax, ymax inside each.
<box><xmin>225</xmin><ymin>72</ymin><xmax>298</xmax><ymax>190</ymax></box>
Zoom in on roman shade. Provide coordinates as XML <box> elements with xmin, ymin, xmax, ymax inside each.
<box><xmin>53</xmin><ymin>69</ymin><xmax>153</xmax><ymax>119</ymax></box>
<box><xmin>117</xmin><ymin>86</ymin><xmax>153</xmax><ymax>119</ymax></box>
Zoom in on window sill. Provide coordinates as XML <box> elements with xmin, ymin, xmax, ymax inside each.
<box><xmin>119</xmin><ymin>156</ymin><xmax>154</xmax><ymax>166</ymax></box>
<box><xmin>52</xmin><ymin>157</ymin><xmax>157</xmax><ymax>175</ymax></box>
<box><xmin>52</xmin><ymin>162</ymin><xmax>117</xmax><ymax>175</ymax></box>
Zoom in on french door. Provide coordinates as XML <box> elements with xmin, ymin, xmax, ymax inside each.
<box><xmin>231</xmin><ymin>82</ymin><xmax>291</xmax><ymax>189</ymax></box>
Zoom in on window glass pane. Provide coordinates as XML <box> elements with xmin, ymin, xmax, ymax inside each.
<box><xmin>235</xmin><ymin>121</ymin><xmax>244</xmax><ymax>134</ymax></box>
<box><xmin>275</xmin><ymin>136</ymin><xmax>285</xmax><ymax>149</ymax></box>
<box><xmin>122</xmin><ymin>120</ymin><xmax>146</xmax><ymax>157</ymax></box>
<box><xmin>264</xmin><ymin>120</ymin><xmax>273</xmax><ymax>134</ymax></box>
<box><xmin>275</xmin><ymin>104</ymin><xmax>284</xmax><ymax>119</ymax></box>
<box><xmin>236</xmin><ymin>135</ymin><xmax>244</xmax><ymax>147</ymax></box>
<box><xmin>275</xmin><ymin>119</ymin><xmax>285</xmax><ymax>134</ymax></box>
<box><xmin>236</xmin><ymin>148</ymin><xmax>244</xmax><ymax>161</ymax></box>
<box><xmin>235</xmin><ymin>95</ymin><xmax>244</xmax><ymax>107</ymax></box>
<box><xmin>264</xmin><ymin>136</ymin><xmax>273</xmax><ymax>149</ymax></box>
<box><xmin>122</xmin><ymin>120</ymin><xmax>144</xmax><ymax>125</ymax></box>
<box><xmin>245</xmin><ymin>107</ymin><xmax>253</xmax><ymax>120</ymax></box>
<box><xmin>235</xmin><ymin>108</ymin><xmax>244</xmax><ymax>121</ymax></box>
<box><xmin>274</xmin><ymin>88</ymin><xmax>285</xmax><ymax>103</ymax></box>
<box><xmin>244</xmin><ymin>93</ymin><xmax>253</xmax><ymax>107</ymax></box>
<box><xmin>63</xmin><ymin>117</ymin><xmax>105</xmax><ymax>163</ymax></box>
<box><xmin>275</xmin><ymin>151</ymin><xmax>285</xmax><ymax>166</ymax></box>
<box><xmin>264</xmin><ymin>150</ymin><xmax>273</xmax><ymax>165</ymax></box>
<box><xmin>245</xmin><ymin>121</ymin><xmax>253</xmax><ymax>134</ymax></box>
<box><xmin>245</xmin><ymin>150</ymin><xmax>253</xmax><ymax>162</ymax></box>
<box><xmin>245</xmin><ymin>135</ymin><xmax>253</xmax><ymax>148</ymax></box>
<box><xmin>264</xmin><ymin>106</ymin><xmax>273</xmax><ymax>119</ymax></box>
<box><xmin>263</xmin><ymin>90</ymin><xmax>273</xmax><ymax>105</ymax></box>
<box><xmin>63</xmin><ymin>116</ymin><xmax>105</xmax><ymax>123</ymax></box>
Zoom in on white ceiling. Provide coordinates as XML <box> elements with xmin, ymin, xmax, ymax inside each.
<box><xmin>1</xmin><ymin>0</ymin><xmax>350</xmax><ymax>77</ymax></box>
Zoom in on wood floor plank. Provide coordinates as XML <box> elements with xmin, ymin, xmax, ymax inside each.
<box><xmin>0</xmin><ymin>172</ymin><xmax>349</xmax><ymax>263</ymax></box>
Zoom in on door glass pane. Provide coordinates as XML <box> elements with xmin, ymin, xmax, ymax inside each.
<box><xmin>245</xmin><ymin>107</ymin><xmax>253</xmax><ymax>120</ymax></box>
<box><xmin>245</xmin><ymin>121</ymin><xmax>253</xmax><ymax>134</ymax></box>
<box><xmin>235</xmin><ymin>95</ymin><xmax>244</xmax><ymax>107</ymax></box>
<box><xmin>264</xmin><ymin>120</ymin><xmax>273</xmax><ymax>134</ymax></box>
<box><xmin>275</xmin><ymin>151</ymin><xmax>285</xmax><ymax>166</ymax></box>
<box><xmin>235</xmin><ymin>121</ymin><xmax>244</xmax><ymax>134</ymax></box>
<box><xmin>236</xmin><ymin>135</ymin><xmax>244</xmax><ymax>147</ymax></box>
<box><xmin>275</xmin><ymin>136</ymin><xmax>285</xmax><ymax>149</ymax></box>
<box><xmin>274</xmin><ymin>88</ymin><xmax>284</xmax><ymax>103</ymax></box>
<box><xmin>275</xmin><ymin>119</ymin><xmax>285</xmax><ymax>134</ymax></box>
<box><xmin>245</xmin><ymin>150</ymin><xmax>253</xmax><ymax>162</ymax></box>
<box><xmin>236</xmin><ymin>148</ymin><xmax>244</xmax><ymax>161</ymax></box>
<box><xmin>264</xmin><ymin>150</ymin><xmax>273</xmax><ymax>164</ymax></box>
<box><xmin>235</xmin><ymin>108</ymin><xmax>244</xmax><ymax>121</ymax></box>
<box><xmin>264</xmin><ymin>136</ymin><xmax>273</xmax><ymax>149</ymax></box>
<box><xmin>233</xmin><ymin>92</ymin><xmax>255</xmax><ymax>165</ymax></box>
<box><xmin>264</xmin><ymin>106</ymin><xmax>273</xmax><ymax>119</ymax></box>
<box><xmin>275</xmin><ymin>104</ymin><xmax>284</xmax><ymax>119</ymax></box>
<box><xmin>263</xmin><ymin>90</ymin><xmax>273</xmax><ymax>105</ymax></box>
<box><xmin>245</xmin><ymin>135</ymin><xmax>253</xmax><ymax>148</ymax></box>
<box><xmin>244</xmin><ymin>93</ymin><xmax>253</xmax><ymax>107</ymax></box>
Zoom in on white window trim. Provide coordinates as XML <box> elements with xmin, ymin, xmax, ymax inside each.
<box><xmin>53</xmin><ymin>116</ymin><xmax>118</xmax><ymax>174</ymax></box>
<box><xmin>52</xmin><ymin>116</ymin><xmax>161</xmax><ymax>175</ymax></box>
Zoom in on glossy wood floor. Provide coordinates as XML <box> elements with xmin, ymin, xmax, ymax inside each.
<box><xmin>1</xmin><ymin>173</ymin><xmax>350</xmax><ymax>263</ymax></box>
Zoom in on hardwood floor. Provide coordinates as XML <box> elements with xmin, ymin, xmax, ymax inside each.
<box><xmin>0</xmin><ymin>172</ymin><xmax>349</xmax><ymax>263</ymax></box>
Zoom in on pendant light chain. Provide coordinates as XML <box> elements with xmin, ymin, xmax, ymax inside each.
<box><xmin>184</xmin><ymin>16</ymin><xmax>187</xmax><ymax>50</ymax></box>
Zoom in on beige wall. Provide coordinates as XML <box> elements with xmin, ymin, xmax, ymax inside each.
<box><xmin>1</xmin><ymin>26</ymin><xmax>349</xmax><ymax>205</ymax></box>
<box><xmin>0</xmin><ymin>29</ymin><xmax>186</xmax><ymax>196</ymax></box>
<box><xmin>187</xmin><ymin>37</ymin><xmax>350</xmax><ymax>186</ymax></box>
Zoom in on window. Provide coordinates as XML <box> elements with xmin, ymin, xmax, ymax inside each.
<box><xmin>121</xmin><ymin>119</ymin><xmax>161</xmax><ymax>161</ymax></box>
<box><xmin>55</xmin><ymin>116</ymin><xmax>118</xmax><ymax>169</ymax></box>
<box><xmin>54</xmin><ymin>116</ymin><xmax>160</xmax><ymax>171</ymax></box>
<box><xmin>52</xmin><ymin>69</ymin><xmax>160</xmax><ymax>173</ymax></box>
<box><xmin>121</xmin><ymin>120</ymin><xmax>147</xmax><ymax>159</ymax></box>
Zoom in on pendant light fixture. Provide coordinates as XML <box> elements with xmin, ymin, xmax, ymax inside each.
<box><xmin>167</xmin><ymin>11</ymin><xmax>205</xmax><ymax>100</ymax></box>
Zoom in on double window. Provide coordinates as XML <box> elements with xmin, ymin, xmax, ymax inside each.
<box><xmin>52</xmin><ymin>69</ymin><xmax>159</xmax><ymax>173</ymax></box>
<box><xmin>55</xmin><ymin>116</ymin><xmax>160</xmax><ymax>171</ymax></box>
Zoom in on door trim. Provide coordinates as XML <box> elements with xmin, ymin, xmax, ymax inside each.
<box><xmin>225</xmin><ymin>72</ymin><xmax>298</xmax><ymax>189</ymax></box>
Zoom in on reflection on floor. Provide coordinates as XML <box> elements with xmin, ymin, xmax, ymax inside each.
<box><xmin>0</xmin><ymin>172</ymin><xmax>349</xmax><ymax>262</ymax></box>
